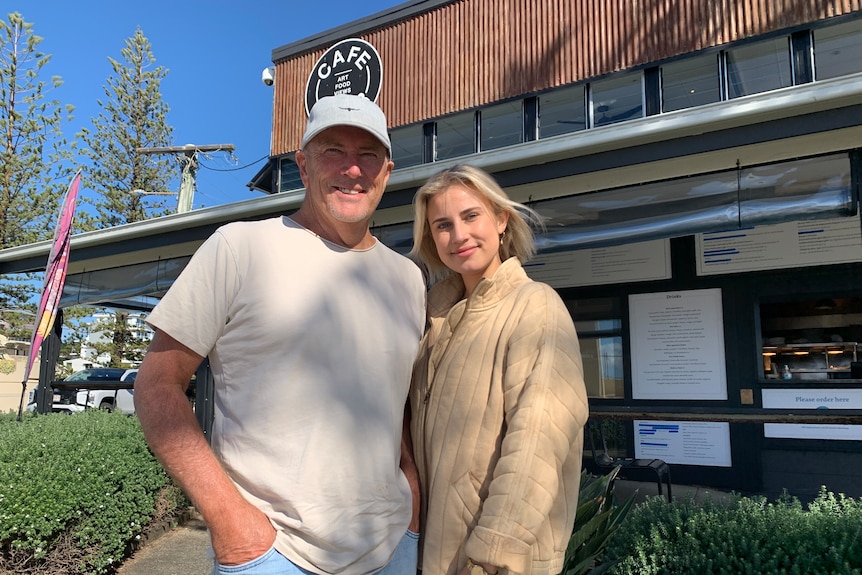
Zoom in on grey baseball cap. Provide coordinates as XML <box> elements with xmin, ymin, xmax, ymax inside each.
<box><xmin>301</xmin><ymin>94</ymin><xmax>391</xmax><ymax>153</ymax></box>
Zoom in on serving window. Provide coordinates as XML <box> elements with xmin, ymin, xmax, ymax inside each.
<box><xmin>760</xmin><ymin>296</ymin><xmax>862</xmax><ymax>382</ymax></box>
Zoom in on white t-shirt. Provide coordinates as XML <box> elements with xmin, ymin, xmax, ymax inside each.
<box><xmin>146</xmin><ymin>216</ymin><xmax>426</xmax><ymax>575</ymax></box>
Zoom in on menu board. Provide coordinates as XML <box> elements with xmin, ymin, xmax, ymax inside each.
<box><xmin>634</xmin><ymin>420</ymin><xmax>732</xmax><ymax>467</ymax></box>
<box><xmin>629</xmin><ymin>288</ymin><xmax>728</xmax><ymax>400</ymax></box>
<box><xmin>525</xmin><ymin>239</ymin><xmax>671</xmax><ymax>288</ymax></box>
<box><xmin>695</xmin><ymin>215</ymin><xmax>862</xmax><ymax>276</ymax></box>
<box><xmin>762</xmin><ymin>388</ymin><xmax>862</xmax><ymax>440</ymax></box>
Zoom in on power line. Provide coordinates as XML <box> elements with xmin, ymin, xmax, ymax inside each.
<box><xmin>137</xmin><ymin>144</ymin><xmax>235</xmax><ymax>213</ymax></box>
<box><xmin>199</xmin><ymin>154</ymin><xmax>269</xmax><ymax>172</ymax></box>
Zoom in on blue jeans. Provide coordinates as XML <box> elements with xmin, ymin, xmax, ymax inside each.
<box><xmin>212</xmin><ymin>530</ymin><xmax>418</xmax><ymax>575</ymax></box>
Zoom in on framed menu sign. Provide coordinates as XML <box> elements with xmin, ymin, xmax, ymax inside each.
<box><xmin>526</xmin><ymin>239</ymin><xmax>671</xmax><ymax>288</ymax></box>
<box><xmin>630</xmin><ymin>288</ymin><xmax>728</xmax><ymax>400</ymax></box>
<box><xmin>695</xmin><ymin>215</ymin><xmax>862</xmax><ymax>276</ymax></box>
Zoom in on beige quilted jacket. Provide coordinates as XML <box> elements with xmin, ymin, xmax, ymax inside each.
<box><xmin>409</xmin><ymin>258</ymin><xmax>589</xmax><ymax>575</ymax></box>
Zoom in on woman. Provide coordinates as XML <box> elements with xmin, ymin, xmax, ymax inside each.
<box><xmin>408</xmin><ymin>165</ymin><xmax>589</xmax><ymax>575</ymax></box>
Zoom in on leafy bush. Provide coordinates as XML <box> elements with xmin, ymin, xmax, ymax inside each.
<box><xmin>603</xmin><ymin>488</ymin><xmax>862</xmax><ymax>574</ymax></box>
<box><xmin>0</xmin><ymin>359</ymin><xmax>15</xmax><ymax>375</ymax></box>
<box><xmin>0</xmin><ymin>410</ymin><xmax>188</xmax><ymax>574</ymax></box>
<box><xmin>563</xmin><ymin>466</ymin><xmax>637</xmax><ymax>575</ymax></box>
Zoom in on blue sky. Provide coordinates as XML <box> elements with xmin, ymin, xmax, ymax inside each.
<box><xmin>12</xmin><ymin>1</ymin><xmax>405</xmax><ymax>209</ymax></box>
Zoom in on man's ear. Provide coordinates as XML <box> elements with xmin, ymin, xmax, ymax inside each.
<box><xmin>295</xmin><ymin>150</ymin><xmax>309</xmax><ymax>187</ymax></box>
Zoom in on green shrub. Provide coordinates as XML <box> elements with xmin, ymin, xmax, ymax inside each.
<box><xmin>0</xmin><ymin>410</ymin><xmax>188</xmax><ymax>574</ymax></box>
<box><xmin>563</xmin><ymin>466</ymin><xmax>637</xmax><ymax>575</ymax></box>
<box><xmin>604</xmin><ymin>488</ymin><xmax>862</xmax><ymax>575</ymax></box>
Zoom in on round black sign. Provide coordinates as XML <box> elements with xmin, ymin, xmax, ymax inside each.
<box><xmin>305</xmin><ymin>38</ymin><xmax>383</xmax><ymax>115</ymax></box>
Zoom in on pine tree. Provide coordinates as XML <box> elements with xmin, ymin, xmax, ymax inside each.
<box><xmin>0</xmin><ymin>12</ymin><xmax>75</xmax><ymax>309</ymax></box>
<box><xmin>78</xmin><ymin>27</ymin><xmax>174</xmax><ymax>228</ymax></box>
<box><xmin>82</xmin><ymin>311</ymin><xmax>149</xmax><ymax>368</ymax></box>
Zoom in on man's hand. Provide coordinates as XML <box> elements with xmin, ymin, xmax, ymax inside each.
<box><xmin>208</xmin><ymin>499</ymin><xmax>277</xmax><ymax>565</ymax></box>
<box><xmin>400</xmin><ymin>406</ymin><xmax>421</xmax><ymax>532</ymax></box>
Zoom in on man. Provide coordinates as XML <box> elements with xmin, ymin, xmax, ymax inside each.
<box><xmin>134</xmin><ymin>94</ymin><xmax>426</xmax><ymax>575</ymax></box>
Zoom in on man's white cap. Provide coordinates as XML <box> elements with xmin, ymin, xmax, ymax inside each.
<box><xmin>301</xmin><ymin>94</ymin><xmax>391</xmax><ymax>153</ymax></box>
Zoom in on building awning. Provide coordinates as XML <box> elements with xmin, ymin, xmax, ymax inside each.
<box><xmin>1</xmin><ymin>73</ymin><xmax>860</xmax><ymax>310</ymax></box>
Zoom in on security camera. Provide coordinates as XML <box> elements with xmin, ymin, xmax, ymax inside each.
<box><xmin>261</xmin><ymin>66</ymin><xmax>275</xmax><ymax>86</ymax></box>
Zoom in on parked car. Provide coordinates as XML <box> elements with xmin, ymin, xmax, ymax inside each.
<box><xmin>26</xmin><ymin>384</ymin><xmax>83</xmax><ymax>414</ymax></box>
<box><xmin>27</xmin><ymin>367</ymin><xmax>138</xmax><ymax>414</ymax></box>
<box><xmin>72</xmin><ymin>368</ymin><xmax>138</xmax><ymax>413</ymax></box>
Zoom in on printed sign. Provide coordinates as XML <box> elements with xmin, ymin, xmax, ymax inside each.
<box><xmin>762</xmin><ymin>388</ymin><xmax>862</xmax><ymax>440</ymax></box>
<box><xmin>695</xmin><ymin>214</ymin><xmax>862</xmax><ymax>276</ymax></box>
<box><xmin>629</xmin><ymin>289</ymin><xmax>728</xmax><ymax>400</ymax></box>
<box><xmin>634</xmin><ymin>420</ymin><xmax>732</xmax><ymax>467</ymax></box>
<box><xmin>525</xmin><ymin>239</ymin><xmax>671</xmax><ymax>288</ymax></box>
<box><xmin>305</xmin><ymin>38</ymin><xmax>383</xmax><ymax>114</ymax></box>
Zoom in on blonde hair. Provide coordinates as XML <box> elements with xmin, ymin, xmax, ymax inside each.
<box><xmin>409</xmin><ymin>164</ymin><xmax>543</xmax><ymax>282</ymax></box>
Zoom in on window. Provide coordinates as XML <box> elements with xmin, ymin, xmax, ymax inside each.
<box><xmin>390</xmin><ymin>124</ymin><xmax>424</xmax><ymax>169</ymax></box>
<box><xmin>760</xmin><ymin>297</ymin><xmax>862</xmax><ymax>383</ymax></box>
<box><xmin>435</xmin><ymin>111</ymin><xmax>475</xmax><ymax>161</ymax></box>
<box><xmin>814</xmin><ymin>19</ymin><xmax>862</xmax><ymax>80</ymax></box>
<box><xmin>279</xmin><ymin>158</ymin><xmax>303</xmax><ymax>193</ymax></box>
<box><xmin>539</xmin><ymin>85</ymin><xmax>586</xmax><ymax>138</ymax></box>
<box><xmin>726</xmin><ymin>37</ymin><xmax>792</xmax><ymax>98</ymax></box>
<box><xmin>590</xmin><ymin>73</ymin><xmax>644</xmax><ymax>128</ymax></box>
<box><xmin>371</xmin><ymin>221</ymin><xmax>413</xmax><ymax>254</ymax></box>
<box><xmin>661</xmin><ymin>53</ymin><xmax>721</xmax><ymax>112</ymax></box>
<box><xmin>480</xmin><ymin>101</ymin><xmax>523</xmax><ymax>151</ymax></box>
<box><xmin>568</xmin><ymin>297</ymin><xmax>625</xmax><ymax>399</ymax></box>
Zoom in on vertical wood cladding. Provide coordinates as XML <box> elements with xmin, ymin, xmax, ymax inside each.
<box><xmin>272</xmin><ymin>0</ymin><xmax>861</xmax><ymax>156</ymax></box>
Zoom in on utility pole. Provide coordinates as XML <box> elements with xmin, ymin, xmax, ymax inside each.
<box><xmin>137</xmin><ymin>144</ymin><xmax>235</xmax><ymax>213</ymax></box>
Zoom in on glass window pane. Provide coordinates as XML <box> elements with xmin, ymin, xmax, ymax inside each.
<box><xmin>390</xmin><ymin>124</ymin><xmax>424</xmax><ymax>169</ymax></box>
<box><xmin>580</xmin><ymin>336</ymin><xmax>625</xmax><ymax>398</ymax></box>
<box><xmin>589</xmin><ymin>419</ymin><xmax>628</xmax><ymax>459</ymax></box>
<box><xmin>726</xmin><ymin>37</ymin><xmax>792</xmax><ymax>98</ymax></box>
<box><xmin>760</xmin><ymin>297</ymin><xmax>862</xmax><ymax>383</ymax></box>
<box><xmin>371</xmin><ymin>222</ymin><xmax>413</xmax><ymax>254</ymax></box>
<box><xmin>279</xmin><ymin>158</ymin><xmax>303</xmax><ymax>193</ymax></box>
<box><xmin>480</xmin><ymin>101</ymin><xmax>523</xmax><ymax>151</ymax></box>
<box><xmin>566</xmin><ymin>297</ymin><xmax>625</xmax><ymax>399</ymax></box>
<box><xmin>814</xmin><ymin>19</ymin><xmax>862</xmax><ymax>80</ymax></box>
<box><xmin>539</xmin><ymin>85</ymin><xmax>586</xmax><ymax>138</ymax></box>
<box><xmin>591</xmin><ymin>73</ymin><xmax>644</xmax><ymax>128</ymax></box>
<box><xmin>661</xmin><ymin>53</ymin><xmax>721</xmax><ymax>112</ymax></box>
<box><xmin>435</xmin><ymin>111</ymin><xmax>475</xmax><ymax>161</ymax></box>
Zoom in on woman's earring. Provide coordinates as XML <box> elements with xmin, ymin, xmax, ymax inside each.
<box><xmin>499</xmin><ymin>230</ymin><xmax>506</xmax><ymax>246</ymax></box>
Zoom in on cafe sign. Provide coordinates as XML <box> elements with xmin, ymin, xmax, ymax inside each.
<box><xmin>305</xmin><ymin>38</ymin><xmax>383</xmax><ymax>115</ymax></box>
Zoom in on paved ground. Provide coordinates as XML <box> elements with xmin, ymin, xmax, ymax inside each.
<box><xmin>114</xmin><ymin>480</ymin><xmax>735</xmax><ymax>574</ymax></box>
<box><xmin>116</xmin><ymin>511</ymin><xmax>212</xmax><ymax>575</ymax></box>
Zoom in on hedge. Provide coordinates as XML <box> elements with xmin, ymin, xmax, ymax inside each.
<box><xmin>602</xmin><ymin>488</ymin><xmax>862</xmax><ymax>574</ymax></box>
<box><xmin>0</xmin><ymin>410</ymin><xmax>187</xmax><ymax>574</ymax></box>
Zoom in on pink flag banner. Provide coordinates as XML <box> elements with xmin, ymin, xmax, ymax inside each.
<box><xmin>18</xmin><ymin>171</ymin><xmax>82</xmax><ymax>418</ymax></box>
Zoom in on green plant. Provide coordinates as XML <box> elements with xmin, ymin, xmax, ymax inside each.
<box><xmin>603</xmin><ymin>487</ymin><xmax>862</xmax><ymax>574</ymax></box>
<box><xmin>562</xmin><ymin>466</ymin><xmax>637</xmax><ymax>575</ymax></box>
<box><xmin>0</xmin><ymin>410</ymin><xmax>188</xmax><ymax>574</ymax></box>
<box><xmin>0</xmin><ymin>358</ymin><xmax>15</xmax><ymax>375</ymax></box>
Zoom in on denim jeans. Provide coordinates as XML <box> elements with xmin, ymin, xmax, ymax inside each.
<box><xmin>212</xmin><ymin>530</ymin><xmax>418</xmax><ymax>575</ymax></box>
